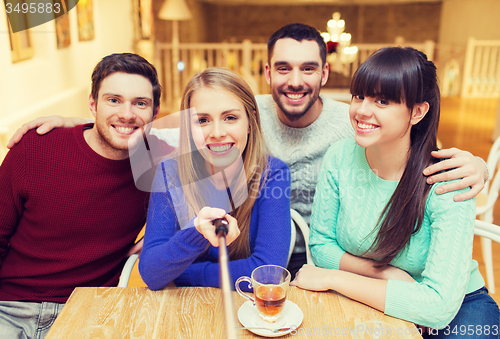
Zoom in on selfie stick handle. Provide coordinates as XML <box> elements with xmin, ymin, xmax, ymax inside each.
<box><xmin>215</xmin><ymin>218</ymin><xmax>238</xmax><ymax>339</ymax></box>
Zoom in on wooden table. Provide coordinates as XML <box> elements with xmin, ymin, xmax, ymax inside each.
<box><xmin>46</xmin><ymin>286</ymin><xmax>422</xmax><ymax>338</ymax></box>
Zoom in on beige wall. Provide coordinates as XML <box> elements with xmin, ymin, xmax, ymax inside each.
<box><xmin>0</xmin><ymin>0</ymin><xmax>134</xmax><ymax>158</ymax></box>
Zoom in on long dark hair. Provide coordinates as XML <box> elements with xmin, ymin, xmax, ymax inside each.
<box><xmin>350</xmin><ymin>47</ymin><xmax>440</xmax><ymax>266</ymax></box>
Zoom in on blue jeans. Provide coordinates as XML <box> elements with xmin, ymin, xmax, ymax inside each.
<box><xmin>0</xmin><ymin>301</ymin><xmax>65</xmax><ymax>339</ymax></box>
<box><xmin>423</xmin><ymin>287</ymin><xmax>500</xmax><ymax>339</ymax></box>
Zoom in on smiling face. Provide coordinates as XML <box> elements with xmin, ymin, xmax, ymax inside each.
<box><xmin>189</xmin><ymin>87</ymin><xmax>250</xmax><ymax>172</ymax></box>
<box><xmin>349</xmin><ymin>94</ymin><xmax>423</xmax><ymax>152</ymax></box>
<box><xmin>265</xmin><ymin>38</ymin><xmax>329</xmax><ymax>128</ymax></box>
<box><xmin>87</xmin><ymin>72</ymin><xmax>158</xmax><ymax>160</ymax></box>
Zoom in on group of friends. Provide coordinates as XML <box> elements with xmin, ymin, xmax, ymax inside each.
<box><xmin>0</xmin><ymin>22</ymin><xmax>499</xmax><ymax>338</ymax></box>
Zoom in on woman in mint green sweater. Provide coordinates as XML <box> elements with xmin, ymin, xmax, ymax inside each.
<box><xmin>291</xmin><ymin>47</ymin><xmax>499</xmax><ymax>338</ymax></box>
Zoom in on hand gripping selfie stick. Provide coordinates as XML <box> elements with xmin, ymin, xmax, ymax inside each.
<box><xmin>214</xmin><ymin>218</ymin><xmax>238</xmax><ymax>339</ymax></box>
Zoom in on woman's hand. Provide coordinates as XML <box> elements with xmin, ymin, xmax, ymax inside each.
<box><xmin>291</xmin><ymin>262</ymin><xmax>414</xmax><ymax>293</ymax></box>
<box><xmin>194</xmin><ymin>207</ymin><xmax>240</xmax><ymax>247</ymax></box>
<box><xmin>423</xmin><ymin>148</ymin><xmax>487</xmax><ymax>201</ymax></box>
<box><xmin>291</xmin><ymin>264</ymin><xmax>390</xmax><ymax>312</ymax></box>
<box><xmin>7</xmin><ymin>116</ymin><xmax>87</xmax><ymax>149</ymax></box>
<box><xmin>126</xmin><ymin>238</ymin><xmax>144</xmax><ymax>256</ymax></box>
<box><xmin>290</xmin><ymin>264</ymin><xmax>335</xmax><ymax>291</ymax></box>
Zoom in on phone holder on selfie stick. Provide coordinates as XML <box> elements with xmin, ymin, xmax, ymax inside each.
<box><xmin>215</xmin><ymin>218</ymin><xmax>238</xmax><ymax>339</ymax></box>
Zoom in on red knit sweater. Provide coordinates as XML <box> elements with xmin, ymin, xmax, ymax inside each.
<box><xmin>0</xmin><ymin>124</ymin><xmax>173</xmax><ymax>303</ymax></box>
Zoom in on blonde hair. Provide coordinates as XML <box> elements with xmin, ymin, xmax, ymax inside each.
<box><xmin>177</xmin><ymin>68</ymin><xmax>268</xmax><ymax>259</ymax></box>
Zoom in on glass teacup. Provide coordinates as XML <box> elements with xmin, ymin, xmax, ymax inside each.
<box><xmin>235</xmin><ymin>265</ymin><xmax>291</xmax><ymax>323</ymax></box>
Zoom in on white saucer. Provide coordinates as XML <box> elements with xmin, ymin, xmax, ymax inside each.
<box><xmin>237</xmin><ymin>300</ymin><xmax>303</xmax><ymax>337</ymax></box>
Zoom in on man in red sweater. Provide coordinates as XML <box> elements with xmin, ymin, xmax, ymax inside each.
<box><xmin>0</xmin><ymin>53</ymin><xmax>174</xmax><ymax>338</ymax></box>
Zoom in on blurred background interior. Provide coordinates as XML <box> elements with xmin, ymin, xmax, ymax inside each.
<box><xmin>2</xmin><ymin>0</ymin><xmax>500</xmax><ymax>300</ymax></box>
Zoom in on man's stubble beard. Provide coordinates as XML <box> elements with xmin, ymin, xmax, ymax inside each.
<box><xmin>95</xmin><ymin>119</ymin><xmax>130</xmax><ymax>153</ymax></box>
<box><xmin>271</xmin><ymin>87</ymin><xmax>320</xmax><ymax>123</ymax></box>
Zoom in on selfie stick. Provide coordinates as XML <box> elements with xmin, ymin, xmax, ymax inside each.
<box><xmin>215</xmin><ymin>218</ymin><xmax>238</xmax><ymax>339</ymax></box>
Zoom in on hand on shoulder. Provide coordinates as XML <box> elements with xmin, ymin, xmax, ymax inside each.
<box><xmin>7</xmin><ymin>116</ymin><xmax>87</xmax><ymax>149</ymax></box>
<box><xmin>423</xmin><ymin>148</ymin><xmax>487</xmax><ymax>201</ymax></box>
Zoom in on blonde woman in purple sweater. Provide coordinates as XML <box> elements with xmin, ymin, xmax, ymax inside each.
<box><xmin>139</xmin><ymin>68</ymin><xmax>291</xmax><ymax>290</ymax></box>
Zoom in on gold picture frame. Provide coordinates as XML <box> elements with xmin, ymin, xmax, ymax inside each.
<box><xmin>76</xmin><ymin>0</ymin><xmax>94</xmax><ymax>42</ymax></box>
<box><xmin>55</xmin><ymin>13</ymin><xmax>70</xmax><ymax>48</ymax></box>
<box><xmin>5</xmin><ymin>10</ymin><xmax>34</xmax><ymax>63</ymax></box>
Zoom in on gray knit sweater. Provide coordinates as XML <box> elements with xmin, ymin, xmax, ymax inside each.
<box><xmin>256</xmin><ymin>94</ymin><xmax>353</xmax><ymax>253</ymax></box>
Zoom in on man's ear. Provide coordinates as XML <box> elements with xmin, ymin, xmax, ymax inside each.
<box><xmin>88</xmin><ymin>94</ymin><xmax>97</xmax><ymax>118</ymax></box>
<box><xmin>153</xmin><ymin>105</ymin><xmax>160</xmax><ymax>121</ymax></box>
<box><xmin>264</xmin><ymin>63</ymin><xmax>271</xmax><ymax>85</ymax></box>
<box><xmin>410</xmin><ymin>101</ymin><xmax>430</xmax><ymax>125</ymax></box>
<box><xmin>321</xmin><ymin>62</ymin><xmax>330</xmax><ymax>87</ymax></box>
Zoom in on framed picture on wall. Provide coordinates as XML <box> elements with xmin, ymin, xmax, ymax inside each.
<box><xmin>77</xmin><ymin>0</ymin><xmax>94</xmax><ymax>41</ymax></box>
<box><xmin>55</xmin><ymin>14</ymin><xmax>70</xmax><ymax>49</ymax></box>
<box><xmin>133</xmin><ymin>0</ymin><xmax>153</xmax><ymax>41</ymax></box>
<box><xmin>139</xmin><ymin>0</ymin><xmax>153</xmax><ymax>40</ymax></box>
<box><xmin>5</xmin><ymin>12</ymin><xmax>34</xmax><ymax>63</ymax></box>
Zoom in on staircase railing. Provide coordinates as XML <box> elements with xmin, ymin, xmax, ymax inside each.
<box><xmin>461</xmin><ymin>37</ymin><xmax>500</xmax><ymax>98</ymax></box>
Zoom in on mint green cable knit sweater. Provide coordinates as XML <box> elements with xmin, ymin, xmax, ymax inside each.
<box><xmin>310</xmin><ymin>139</ymin><xmax>484</xmax><ymax>329</ymax></box>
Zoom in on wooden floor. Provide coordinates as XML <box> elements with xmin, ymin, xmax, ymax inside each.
<box><xmin>128</xmin><ymin>96</ymin><xmax>500</xmax><ymax>304</ymax></box>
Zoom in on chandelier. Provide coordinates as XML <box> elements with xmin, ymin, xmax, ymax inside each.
<box><xmin>321</xmin><ymin>12</ymin><xmax>358</xmax><ymax>73</ymax></box>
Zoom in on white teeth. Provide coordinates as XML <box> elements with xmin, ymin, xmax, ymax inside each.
<box><xmin>358</xmin><ymin>122</ymin><xmax>377</xmax><ymax>130</ymax></box>
<box><xmin>286</xmin><ymin>93</ymin><xmax>305</xmax><ymax>100</ymax></box>
<box><xmin>208</xmin><ymin>144</ymin><xmax>232</xmax><ymax>152</ymax></box>
<box><xmin>115</xmin><ymin>126</ymin><xmax>135</xmax><ymax>133</ymax></box>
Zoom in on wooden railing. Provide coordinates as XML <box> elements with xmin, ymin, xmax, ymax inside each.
<box><xmin>155</xmin><ymin>39</ymin><xmax>435</xmax><ymax>111</ymax></box>
<box><xmin>155</xmin><ymin>40</ymin><xmax>268</xmax><ymax>111</ymax></box>
<box><xmin>461</xmin><ymin>38</ymin><xmax>500</xmax><ymax>98</ymax></box>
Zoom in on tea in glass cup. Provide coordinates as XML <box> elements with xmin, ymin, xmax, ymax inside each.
<box><xmin>235</xmin><ymin>265</ymin><xmax>291</xmax><ymax>322</ymax></box>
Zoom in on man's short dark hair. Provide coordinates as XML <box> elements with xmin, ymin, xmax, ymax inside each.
<box><xmin>267</xmin><ymin>23</ymin><xmax>327</xmax><ymax>67</ymax></box>
<box><xmin>91</xmin><ymin>53</ymin><xmax>162</xmax><ymax>112</ymax></box>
